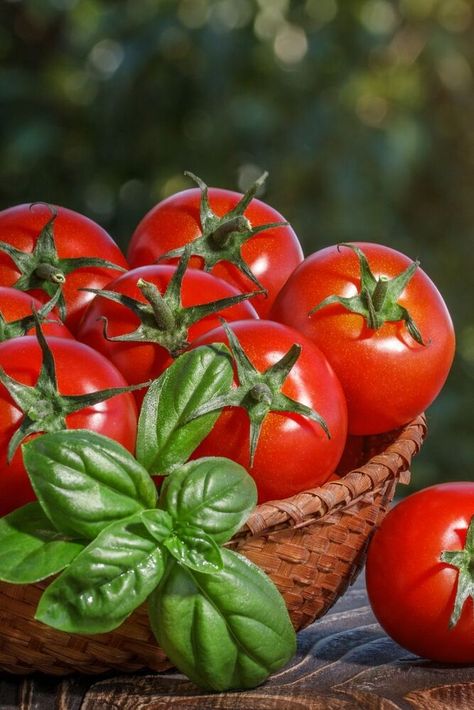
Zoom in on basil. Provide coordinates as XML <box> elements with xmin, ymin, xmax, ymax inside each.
<box><xmin>149</xmin><ymin>550</ymin><xmax>296</xmax><ymax>691</ymax></box>
<box><xmin>22</xmin><ymin>430</ymin><xmax>157</xmax><ymax>540</ymax></box>
<box><xmin>136</xmin><ymin>345</ymin><xmax>233</xmax><ymax>474</ymax></box>
<box><xmin>35</xmin><ymin>511</ymin><xmax>168</xmax><ymax>634</ymax></box>
<box><xmin>0</xmin><ymin>502</ymin><xmax>84</xmax><ymax>583</ymax></box>
<box><xmin>159</xmin><ymin>457</ymin><xmax>257</xmax><ymax>543</ymax></box>
<box><xmin>164</xmin><ymin>526</ymin><xmax>224</xmax><ymax>574</ymax></box>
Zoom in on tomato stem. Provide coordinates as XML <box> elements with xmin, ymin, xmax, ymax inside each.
<box><xmin>0</xmin><ymin>287</ymin><xmax>63</xmax><ymax>343</ymax></box>
<box><xmin>371</xmin><ymin>277</ymin><xmax>389</xmax><ymax>313</ymax></box>
<box><xmin>209</xmin><ymin>215</ymin><xmax>251</xmax><ymax>248</ymax></box>
<box><xmin>137</xmin><ymin>279</ymin><xmax>176</xmax><ymax>331</ymax></box>
<box><xmin>183</xmin><ymin>321</ymin><xmax>330</xmax><ymax>468</ymax></box>
<box><xmin>156</xmin><ymin>171</ymin><xmax>290</xmax><ymax>295</ymax></box>
<box><xmin>81</xmin><ymin>249</ymin><xmax>260</xmax><ymax>358</ymax></box>
<box><xmin>440</xmin><ymin>515</ymin><xmax>474</xmax><ymax>628</ymax></box>
<box><xmin>0</xmin><ymin>312</ymin><xmax>150</xmax><ymax>463</ymax></box>
<box><xmin>249</xmin><ymin>383</ymin><xmax>273</xmax><ymax>406</ymax></box>
<box><xmin>309</xmin><ymin>243</ymin><xmax>426</xmax><ymax>345</ymax></box>
<box><xmin>0</xmin><ymin>206</ymin><xmax>125</xmax><ymax>322</ymax></box>
<box><xmin>34</xmin><ymin>263</ymin><xmax>66</xmax><ymax>285</ymax></box>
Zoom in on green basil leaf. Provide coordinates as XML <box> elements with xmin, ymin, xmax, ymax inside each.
<box><xmin>164</xmin><ymin>525</ymin><xmax>223</xmax><ymax>574</ymax></box>
<box><xmin>139</xmin><ymin>508</ymin><xmax>173</xmax><ymax>543</ymax></box>
<box><xmin>22</xmin><ymin>430</ymin><xmax>157</xmax><ymax>540</ymax></box>
<box><xmin>159</xmin><ymin>457</ymin><xmax>257</xmax><ymax>544</ymax></box>
<box><xmin>35</xmin><ymin>511</ymin><xmax>167</xmax><ymax>634</ymax></box>
<box><xmin>0</xmin><ymin>502</ymin><xmax>85</xmax><ymax>583</ymax></box>
<box><xmin>136</xmin><ymin>345</ymin><xmax>233</xmax><ymax>474</ymax></box>
<box><xmin>149</xmin><ymin>549</ymin><xmax>296</xmax><ymax>691</ymax></box>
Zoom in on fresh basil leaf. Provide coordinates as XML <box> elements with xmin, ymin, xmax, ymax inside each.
<box><xmin>22</xmin><ymin>430</ymin><xmax>157</xmax><ymax>540</ymax></box>
<box><xmin>35</xmin><ymin>512</ymin><xmax>167</xmax><ymax>634</ymax></box>
<box><xmin>149</xmin><ymin>549</ymin><xmax>296</xmax><ymax>691</ymax></box>
<box><xmin>139</xmin><ymin>508</ymin><xmax>173</xmax><ymax>543</ymax></box>
<box><xmin>0</xmin><ymin>502</ymin><xmax>85</xmax><ymax>583</ymax></box>
<box><xmin>159</xmin><ymin>457</ymin><xmax>257</xmax><ymax>544</ymax></box>
<box><xmin>136</xmin><ymin>345</ymin><xmax>233</xmax><ymax>474</ymax></box>
<box><xmin>164</xmin><ymin>525</ymin><xmax>223</xmax><ymax>574</ymax></box>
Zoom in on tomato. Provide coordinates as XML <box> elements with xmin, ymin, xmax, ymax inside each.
<box><xmin>0</xmin><ymin>336</ymin><xmax>138</xmax><ymax>516</ymax></box>
<box><xmin>365</xmin><ymin>482</ymin><xmax>474</xmax><ymax>663</ymax></box>
<box><xmin>126</xmin><ymin>175</ymin><xmax>303</xmax><ymax>318</ymax></box>
<box><xmin>188</xmin><ymin>320</ymin><xmax>348</xmax><ymax>503</ymax></box>
<box><xmin>270</xmin><ymin>242</ymin><xmax>455</xmax><ymax>435</ymax></box>
<box><xmin>0</xmin><ymin>286</ymin><xmax>73</xmax><ymax>341</ymax></box>
<box><xmin>76</xmin><ymin>264</ymin><xmax>259</xmax><ymax>404</ymax></box>
<box><xmin>0</xmin><ymin>203</ymin><xmax>128</xmax><ymax>333</ymax></box>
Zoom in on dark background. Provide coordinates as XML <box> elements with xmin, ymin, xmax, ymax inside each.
<box><xmin>1</xmin><ymin>0</ymin><xmax>473</xmax><ymax>492</ymax></box>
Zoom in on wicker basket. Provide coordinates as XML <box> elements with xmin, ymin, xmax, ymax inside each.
<box><xmin>0</xmin><ymin>414</ymin><xmax>427</xmax><ymax>676</ymax></box>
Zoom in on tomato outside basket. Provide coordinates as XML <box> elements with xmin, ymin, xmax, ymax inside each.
<box><xmin>0</xmin><ymin>414</ymin><xmax>426</xmax><ymax>675</ymax></box>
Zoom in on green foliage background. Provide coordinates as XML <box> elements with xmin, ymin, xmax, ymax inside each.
<box><xmin>1</xmin><ymin>0</ymin><xmax>473</xmax><ymax>491</ymax></box>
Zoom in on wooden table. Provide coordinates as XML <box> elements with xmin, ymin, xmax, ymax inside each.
<box><xmin>1</xmin><ymin>573</ymin><xmax>473</xmax><ymax>709</ymax></box>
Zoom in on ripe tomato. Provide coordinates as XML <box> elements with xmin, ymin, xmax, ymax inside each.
<box><xmin>0</xmin><ymin>203</ymin><xmax>128</xmax><ymax>333</ymax></box>
<box><xmin>0</xmin><ymin>336</ymin><xmax>138</xmax><ymax>516</ymax></box>
<box><xmin>0</xmin><ymin>286</ymin><xmax>73</xmax><ymax>341</ymax></box>
<box><xmin>270</xmin><ymin>242</ymin><xmax>455</xmax><ymax>435</ymax></box>
<box><xmin>188</xmin><ymin>320</ymin><xmax>348</xmax><ymax>503</ymax></box>
<box><xmin>76</xmin><ymin>264</ymin><xmax>259</xmax><ymax>404</ymax></box>
<box><xmin>366</xmin><ymin>482</ymin><xmax>474</xmax><ymax>663</ymax></box>
<box><xmin>126</xmin><ymin>177</ymin><xmax>303</xmax><ymax>318</ymax></box>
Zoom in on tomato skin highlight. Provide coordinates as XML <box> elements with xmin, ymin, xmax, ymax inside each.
<box><xmin>76</xmin><ymin>264</ymin><xmax>259</xmax><ymax>405</ymax></box>
<box><xmin>127</xmin><ymin>186</ymin><xmax>303</xmax><ymax>318</ymax></box>
<box><xmin>0</xmin><ymin>336</ymin><xmax>138</xmax><ymax>516</ymax></box>
<box><xmin>0</xmin><ymin>203</ymin><xmax>129</xmax><ymax>333</ymax></box>
<box><xmin>189</xmin><ymin>320</ymin><xmax>348</xmax><ymax>504</ymax></box>
<box><xmin>365</xmin><ymin>482</ymin><xmax>474</xmax><ymax>664</ymax></box>
<box><xmin>0</xmin><ymin>287</ymin><xmax>74</xmax><ymax>340</ymax></box>
<box><xmin>270</xmin><ymin>242</ymin><xmax>455</xmax><ymax>435</ymax></box>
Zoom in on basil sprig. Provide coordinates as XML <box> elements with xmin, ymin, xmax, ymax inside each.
<box><xmin>0</xmin><ymin>502</ymin><xmax>85</xmax><ymax>584</ymax></box>
<box><xmin>150</xmin><ymin>551</ymin><xmax>297</xmax><ymax>692</ymax></box>
<box><xmin>136</xmin><ymin>343</ymin><xmax>233</xmax><ymax>474</ymax></box>
<box><xmin>35</xmin><ymin>509</ymin><xmax>172</xmax><ymax>634</ymax></box>
<box><xmin>22</xmin><ymin>431</ymin><xmax>158</xmax><ymax>540</ymax></box>
<box><xmin>0</xmin><ymin>346</ymin><xmax>296</xmax><ymax>691</ymax></box>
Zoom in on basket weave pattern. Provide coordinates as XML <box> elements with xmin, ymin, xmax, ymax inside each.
<box><xmin>0</xmin><ymin>414</ymin><xmax>427</xmax><ymax>676</ymax></box>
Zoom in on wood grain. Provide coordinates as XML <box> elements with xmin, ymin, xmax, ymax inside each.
<box><xmin>1</xmin><ymin>574</ymin><xmax>473</xmax><ymax>709</ymax></box>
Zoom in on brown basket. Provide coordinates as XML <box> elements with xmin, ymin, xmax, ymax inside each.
<box><xmin>0</xmin><ymin>414</ymin><xmax>427</xmax><ymax>676</ymax></box>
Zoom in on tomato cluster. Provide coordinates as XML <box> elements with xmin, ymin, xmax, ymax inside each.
<box><xmin>0</xmin><ymin>173</ymin><xmax>470</xmax><ymax>663</ymax></box>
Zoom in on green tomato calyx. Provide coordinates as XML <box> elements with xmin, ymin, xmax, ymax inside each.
<box><xmin>0</xmin><ymin>311</ymin><xmax>150</xmax><ymax>463</ymax></box>
<box><xmin>309</xmin><ymin>243</ymin><xmax>426</xmax><ymax>345</ymax></box>
<box><xmin>82</xmin><ymin>247</ymin><xmax>263</xmax><ymax>359</ymax></box>
<box><xmin>0</xmin><ymin>286</ymin><xmax>63</xmax><ymax>343</ymax></box>
<box><xmin>440</xmin><ymin>515</ymin><xmax>474</xmax><ymax>628</ymax></box>
<box><xmin>184</xmin><ymin>320</ymin><xmax>330</xmax><ymax>468</ymax></box>
<box><xmin>157</xmin><ymin>171</ymin><xmax>288</xmax><ymax>294</ymax></box>
<box><xmin>0</xmin><ymin>204</ymin><xmax>126</xmax><ymax>321</ymax></box>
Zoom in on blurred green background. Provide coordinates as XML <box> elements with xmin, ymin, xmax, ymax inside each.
<box><xmin>1</xmin><ymin>0</ymin><xmax>473</xmax><ymax>492</ymax></box>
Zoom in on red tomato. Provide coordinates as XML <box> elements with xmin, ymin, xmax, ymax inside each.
<box><xmin>366</xmin><ymin>482</ymin><xmax>474</xmax><ymax>663</ymax></box>
<box><xmin>0</xmin><ymin>336</ymin><xmax>138</xmax><ymax>516</ymax></box>
<box><xmin>189</xmin><ymin>320</ymin><xmax>348</xmax><ymax>503</ymax></box>
<box><xmin>0</xmin><ymin>287</ymin><xmax>73</xmax><ymax>341</ymax></box>
<box><xmin>75</xmin><ymin>264</ymin><xmax>259</xmax><ymax>404</ymax></box>
<box><xmin>0</xmin><ymin>203</ymin><xmax>128</xmax><ymax>333</ymax></box>
<box><xmin>270</xmin><ymin>242</ymin><xmax>455</xmax><ymax>435</ymax></box>
<box><xmin>126</xmin><ymin>183</ymin><xmax>303</xmax><ymax>318</ymax></box>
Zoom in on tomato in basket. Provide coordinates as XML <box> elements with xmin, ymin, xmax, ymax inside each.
<box><xmin>126</xmin><ymin>172</ymin><xmax>303</xmax><ymax>318</ymax></box>
<box><xmin>188</xmin><ymin>319</ymin><xmax>348</xmax><ymax>503</ymax></box>
<box><xmin>270</xmin><ymin>242</ymin><xmax>455</xmax><ymax>435</ymax></box>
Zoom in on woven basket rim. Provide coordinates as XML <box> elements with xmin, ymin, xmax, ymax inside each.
<box><xmin>229</xmin><ymin>413</ymin><xmax>427</xmax><ymax>543</ymax></box>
